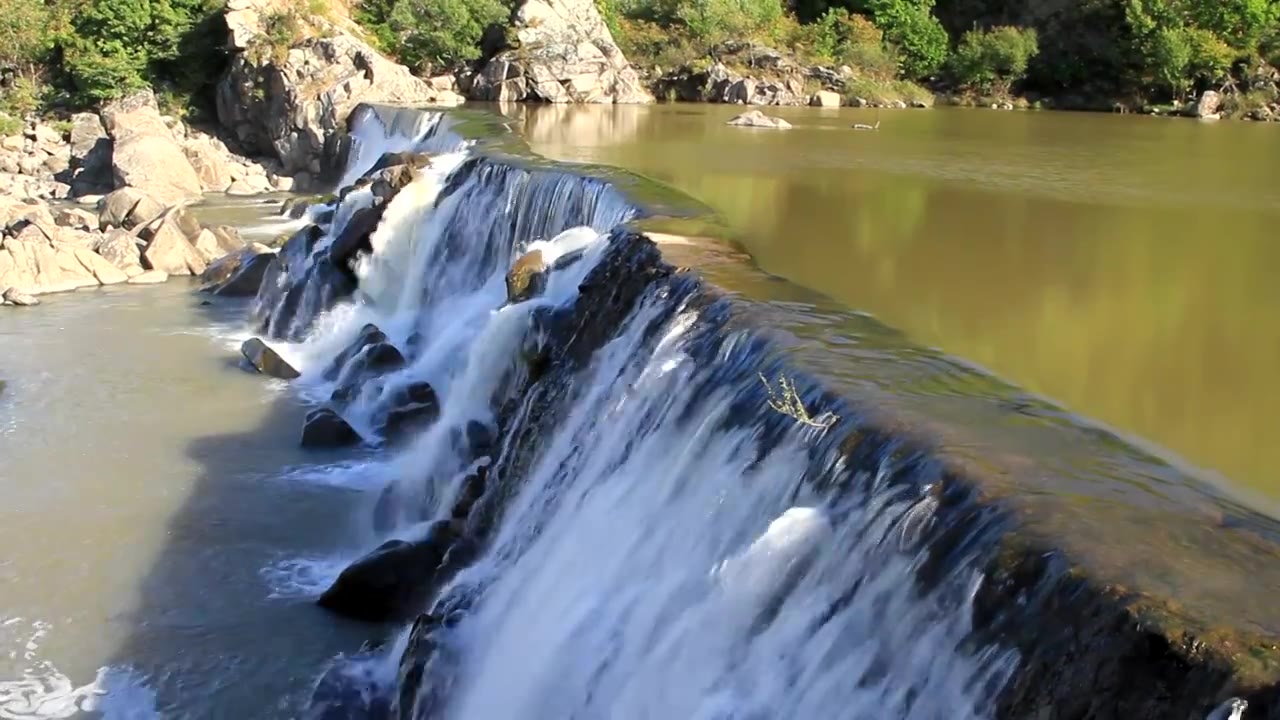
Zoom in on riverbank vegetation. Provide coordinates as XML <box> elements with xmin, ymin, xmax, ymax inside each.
<box><xmin>1</xmin><ymin>0</ymin><xmax>1276</xmax><ymax>120</ymax></box>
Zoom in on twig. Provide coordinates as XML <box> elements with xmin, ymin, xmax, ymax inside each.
<box><xmin>759</xmin><ymin>373</ymin><xmax>838</xmax><ymax>429</ymax></box>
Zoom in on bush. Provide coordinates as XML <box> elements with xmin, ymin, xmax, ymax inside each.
<box><xmin>859</xmin><ymin>0</ymin><xmax>949</xmax><ymax>79</ymax></box>
<box><xmin>1150</xmin><ymin>26</ymin><xmax>1193</xmax><ymax>100</ymax></box>
<box><xmin>1186</xmin><ymin>28</ymin><xmax>1236</xmax><ymax>87</ymax></box>
<box><xmin>384</xmin><ymin>0</ymin><xmax>508</xmax><ymax>73</ymax></box>
<box><xmin>674</xmin><ymin>0</ymin><xmax>787</xmax><ymax>43</ymax></box>
<box><xmin>0</xmin><ymin>113</ymin><xmax>22</xmax><ymax>136</ymax></box>
<box><xmin>950</xmin><ymin>26</ymin><xmax>1039</xmax><ymax>94</ymax></box>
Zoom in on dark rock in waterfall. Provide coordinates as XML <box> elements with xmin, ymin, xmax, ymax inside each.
<box><xmin>317</xmin><ymin>522</ymin><xmax>458</xmax><ymax>622</ymax></box>
<box><xmin>329</xmin><ymin>204</ymin><xmax>386</xmax><ymax>270</ymax></box>
<box><xmin>303</xmin><ymin>652</ymin><xmax>392</xmax><ymax>720</ymax></box>
<box><xmin>464</xmin><ymin>420</ymin><xmax>496</xmax><ymax>461</ymax></box>
<box><xmin>389</xmin><ymin>613</ymin><xmax>456</xmax><ymax>720</ymax></box>
<box><xmin>240</xmin><ymin>337</ymin><xmax>300</xmax><ymax>379</ymax></box>
<box><xmin>370</xmin><ymin>151</ymin><xmax>432</xmax><ymax>175</ymax></box>
<box><xmin>301</xmin><ymin>407</ymin><xmax>362</xmax><ymax>448</ymax></box>
<box><xmin>257</xmin><ymin>256</ymin><xmax>357</xmax><ymax>342</ymax></box>
<box><xmin>322</xmin><ymin>324</ymin><xmax>389</xmax><ymax>381</ymax></box>
<box><xmin>505</xmin><ymin>249</ymin><xmax>547</xmax><ymax>304</ymax></box>
<box><xmin>201</xmin><ymin>246</ymin><xmax>276</xmax><ymax>297</ymax></box>
<box><xmin>280</xmin><ymin>195</ymin><xmax>334</xmax><ymax>220</ymax></box>
<box><xmin>375</xmin><ymin>381</ymin><xmax>440</xmax><ymax>444</ymax></box>
<box><xmin>450</xmin><ymin>466</ymin><xmax>487</xmax><ymax>521</ymax></box>
<box><xmin>330</xmin><ymin>342</ymin><xmax>407</xmax><ymax>406</ymax></box>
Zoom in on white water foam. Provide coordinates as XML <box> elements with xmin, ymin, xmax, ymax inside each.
<box><xmin>0</xmin><ymin>619</ymin><xmax>159</xmax><ymax>720</ymax></box>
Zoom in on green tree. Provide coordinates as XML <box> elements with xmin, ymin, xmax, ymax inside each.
<box><xmin>950</xmin><ymin>25</ymin><xmax>1039</xmax><ymax>93</ymax></box>
<box><xmin>387</xmin><ymin>0</ymin><xmax>508</xmax><ymax>72</ymax></box>
<box><xmin>859</xmin><ymin>0</ymin><xmax>949</xmax><ymax>79</ymax></box>
<box><xmin>674</xmin><ymin>0</ymin><xmax>787</xmax><ymax>42</ymax></box>
<box><xmin>1151</xmin><ymin>26</ymin><xmax>1193</xmax><ymax>99</ymax></box>
<box><xmin>810</xmin><ymin>8</ymin><xmax>898</xmax><ymax>76</ymax></box>
<box><xmin>1190</xmin><ymin>0</ymin><xmax>1280</xmax><ymax>50</ymax></box>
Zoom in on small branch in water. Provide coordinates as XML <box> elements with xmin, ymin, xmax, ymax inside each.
<box><xmin>759</xmin><ymin>373</ymin><xmax>838</xmax><ymax>429</ymax></box>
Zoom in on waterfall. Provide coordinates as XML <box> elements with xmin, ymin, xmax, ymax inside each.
<box><xmin>242</xmin><ymin>109</ymin><xmax>1257</xmax><ymax>720</ymax></box>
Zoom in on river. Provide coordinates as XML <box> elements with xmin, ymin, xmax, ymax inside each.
<box><xmin>511</xmin><ymin>103</ymin><xmax>1280</xmax><ymax>501</ymax></box>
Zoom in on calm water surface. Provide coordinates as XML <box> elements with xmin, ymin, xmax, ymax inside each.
<box><xmin>514</xmin><ymin>104</ymin><xmax>1280</xmax><ymax>499</ymax></box>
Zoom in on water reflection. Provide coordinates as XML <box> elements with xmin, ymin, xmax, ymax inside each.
<box><xmin>517</xmin><ymin>103</ymin><xmax>1280</xmax><ymax>498</ymax></box>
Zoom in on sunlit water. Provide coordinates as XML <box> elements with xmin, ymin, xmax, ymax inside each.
<box><xmin>510</xmin><ymin>103</ymin><xmax>1280</xmax><ymax>500</ymax></box>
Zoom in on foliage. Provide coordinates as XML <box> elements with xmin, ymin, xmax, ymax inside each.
<box><xmin>950</xmin><ymin>25</ymin><xmax>1039</xmax><ymax>94</ymax></box>
<box><xmin>674</xmin><ymin>0</ymin><xmax>787</xmax><ymax>42</ymax></box>
<box><xmin>360</xmin><ymin>0</ymin><xmax>508</xmax><ymax>74</ymax></box>
<box><xmin>0</xmin><ymin>114</ymin><xmax>21</xmax><ymax>136</ymax></box>
<box><xmin>807</xmin><ymin>8</ymin><xmax>898</xmax><ymax>77</ymax></box>
<box><xmin>857</xmin><ymin>0</ymin><xmax>950</xmax><ymax>79</ymax></box>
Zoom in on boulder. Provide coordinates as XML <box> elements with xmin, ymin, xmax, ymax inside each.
<box><xmin>72</xmin><ymin>247</ymin><xmax>128</xmax><ymax>285</ymax></box>
<box><xmin>330</xmin><ymin>341</ymin><xmax>407</xmax><ymax>406</ymax></box>
<box><xmin>98</xmin><ymin>188</ymin><xmax>163</xmax><ymax>231</ymax></box>
<box><xmin>506</xmin><ymin>249</ymin><xmax>548</xmax><ymax>303</ymax></box>
<box><xmin>183</xmin><ymin>138</ymin><xmax>234</xmax><ymax>192</ymax></box>
<box><xmin>69</xmin><ymin>113</ymin><xmax>109</xmax><ymax>166</ymax></box>
<box><xmin>211</xmin><ymin>225</ymin><xmax>247</xmax><ymax>254</ymax></box>
<box><xmin>316</xmin><ymin>522</ymin><xmax>458</xmax><ymax>621</ymax></box>
<box><xmin>94</xmin><ymin>229</ymin><xmax>145</xmax><ymax>276</ymax></box>
<box><xmin>53</xmin><ymin>207</ymin><xmax>98</xmax><ymax>232</ymax></box>
<box><xmin>127</xmin><ymin>269</ymin><xmax>169</xmax><ymax>285</ymax></box>
<box><xmin>1195</xmin><ymin>90</ymin><xmax>1223</xmax><ymax>119</ymax></box>
<box><xmin>810</xmin><ymin>90</ymin><xmax>841</xmax><ymax>108</ymax></box>
<box><xmin>727</xmin><ymin>110</ymin><xmax>792</xmax><ymax>129</ymax></box>
<box><xmin>300</xmin><ymin>407</ymin><xmax>361</xmax><ymax>448</ymax></box>
<box><xmin>2</xmin><ymin>287</ymin><xmax>39</xmax><ymax>306</ymax></box>
<box><xmin>328</xmin><ymin>204</ymin><xmax>386</xmax><ymax>269</ymax></box>
<box><xmin>100</xmin><ymin>91</ymin><xmax>203</xmax><ymax>206</ymax></box>
<box><xmin>322</xmin><ymin>324</ymin><xmax>389</xmax><ymax>381</ymax></box>
<box><xmin>226</xmin><ymin>174</ymin><xmax>274</xmax><ymax>196</ymax></box>
<box><xmin>55</xmin><ymin>228</ymin><xmax>102</xmax><ymax>250</ymax></box>
<box><xmin>200</xmin><ymin>244</ymin><xmax>275</xmax><ymax>296</ymax></box>
<box><xmin>0</xmin><ymin>234</ymin><xmax>101</xmax><ymax>295</ymax></box>
<box><xmin>241</xmin><ymin>337</ymin><xmax>301</xmax><ymax>379</ymax></box>
<box><xmin>1</xmin><ymin>199</ymin><xmax>58</xmax><ymax>240</ymax></box>
<box><xmin>191</xmin><ymin>228</ymin><xmax>224</xmax><ymax>263</ymax></box>
<box><xmin>32</xmin><ymin>123</ymin><xmax>62</xmax><ymax>150</ymax></box>
<box><xmin>217</xmin><ymin>2</ymin><xmax>454</xmax><ymax>177</ymax></box>
<box><xmin>471</xmin><ymin>0</ymin><xmax>652</xmax><ymax>104</ymax></box>
<box><xmin>375</xmin><ymin>382</ymin><xmax>441</xmax><ymax>444</ymax></box>
<box><xmin>141</xmin><ymin>218</ymin><xmax>207</xmax><ymax>276</ymax></box>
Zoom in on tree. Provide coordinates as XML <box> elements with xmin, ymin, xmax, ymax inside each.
<box><xmin>386</xmin><ymin>0</ymin><xmax>508</xmax><ymax>73</ymax></box>
<box><xmin>859</xmin><ymin>0</ymin><xmax>949</xmax><ymax>79</ymax></box>
<box><xmin>1190</xmin><ymin>0</ymin><xmax>1280</xmax><ymax>50</ymax></box>
<box><xmin>1151</xmin><ymin>26</ymin><xmax>1192</xmax><ymax>100</ymax></box>
<box><xmin>674</xmin><ymin>0</ymin><xmax>787</xmax><ymax>42</ymax></box>
<box><xmin>950</xmin><ymin>25</ymin><xmax>1039</xmax><ymax>94</ymax></box>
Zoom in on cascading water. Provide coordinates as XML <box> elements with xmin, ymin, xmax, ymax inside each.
<box><xmin>243</xmin><ymin>109</ymin><xmax>1257</xmax><ymax>720</ymax></box>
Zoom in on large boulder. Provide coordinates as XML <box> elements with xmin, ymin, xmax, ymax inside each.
<box><xmin>140</xmin><ymin>217</ymin><xmax>207</xmax><ymax>276</ymax></box>
<box><xmin>183</xmin><ymin>137</ymin><xmax>234</xmax><ymax>192</ymax></box>
<box><xmin>329</xmin><ymin>341</ymin><xmax>406</xmax><ymax>406</ymax></box>
<box><xmin>241</xmin><ymin>337</ymin><xmax>300</xmax><ymax>379</ymax></box>
<box><xmin>1</xmin><ymin>199</ymin><xmax>58</xmax><ymax>240</ymax></box>
<box><xmin>72</xmin><ymin>247</ymin><xmax>129</xmax><ymax>285</ymax></box>
<box><xmin>300</xmin><ymin>407</ymin><xmax>361</xmax><ymax>448</ymax></box>
<box><xmin>506</xmin><ymin>249</ymin><xmax>548</xmax><ymax>303</ymax></box>
<box><xmin>94</xmin><ymin>230</ymin><xmax>145</xmax><ymax>277</ymax></box>
<box><xmin>101</xmin><ymin>92</ymin><xmax>203</xmax><ymax>206</ymax></box>
<box><xmin>98</xmin><ymin>187</ymin><xmax>164</xmax><ymax>231</ymax></box>
<box><xmin>0</xmin><ymin>236</ymin><xmax>100</xmax><ymax>295</ymax></box>
<box><xmin>316</xmin><ymin>522</ymin><xmax>458</xmax><ymax>621</ymax></box>
<box><xmin>327</xmin><ymin>204</ymin><xmax>386</xmax><ymax>270</ymax></box>
<box><xmin>375</xmin><ymin>381</ymin><xmax>440</xmax><ymax>444</ymax></box>
<box><xmin>471</xmin><ymin>0</ymin><xmax>653</xmax><ymax>104</ymax></box>
<box><xmin>67</xmin><ymin>112</ymin><xmax>114</xmax><ymax>198</ymax></box>
<box><xmin>2</xmin><ymin>287</ymin><xmax>39</xmax><ymax>306</ymax></box>
<box><xmin>321</xmin><ymin>324</ymin><xmax>388</xmax><ymax>381</ymax></box>
<box><xmin>1195</xmin><ymin>90</ymin><xmax>1223</xmax><ymax>119</ymax></box>
<box><xmin>200</xmin><ymin>243</ymin><xmax>275</xmax><ymax>296</ymax></box>
<box><xmin>727</xmin><ymin>110</ymin><xmax>792</xmax><ymax>129</ymax></box>
<box><xmin>217</xmin><ymin>0</ymin><xmax>456</xmax><ymax>177</ymax></box>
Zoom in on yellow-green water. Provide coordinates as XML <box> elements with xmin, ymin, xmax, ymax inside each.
<box><xmin>513</xmin><ymin>103</ymin><xmax>1280</xmax><ymax>499</ymax></box>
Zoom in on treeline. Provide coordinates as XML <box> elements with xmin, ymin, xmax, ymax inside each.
<box><xmin>602</xmin><ymin>0</ymin><xmax>1280</xmax><ymax>107</ymax></box>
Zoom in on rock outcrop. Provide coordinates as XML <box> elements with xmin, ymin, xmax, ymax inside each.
<box><xmin>216</xmin><ymin>0</ymin><xmax>459</xmax><ymax>178</ymax></box>
<box><xmin>469</xmin><ymin>0</ymin><xmax>653</xmax><ymax>104</ymax></box>
<box><xmin>100</xmin><ymin>92</ymin><xmax>204</xmax><ymax>206</ymax></box>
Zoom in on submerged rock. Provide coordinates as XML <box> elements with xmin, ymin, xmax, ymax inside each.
<box><xmin>322</xmin><ymin>324</ymin><xmax>389</xmax><ymax>381</ymax></box>
<box><xmin>2</xmin><ymin>288</ymin><xmax>39</xmax><ymax>306</ymax></box>
<box><xmin>330</xmin><ymin>342</ymin><xmax>406</xmax><ymax>406</ymax></box>
<box><xmin>376</xmin><ymin>381</ymin><xmax>440</xmax><ymax>444</ymax></box>
<box><xmin>317</xmin><ymin>522</ymin><xmax>458</xmax><ymax>621</ymax></box>
<box><xmin>727</xmin><ymin>110</ymin><xmax>792</xmax><ymax>129</ymax></box>
<box><xmin>240</xmin><ymin>337</ymin><xmax>300</xmax><ymax>379</ymax></box>
<box><xmin>301</xmin><ymin>407</ymin><xmax>361</xmax><ymax>448</ymax></box>
<box><xmin>303</xmin><ymin>653</ymin><xmax>392</xmax><ymax>720</ymax></box>
<box><xmin>505</xmin><ymin>249</ymin><xmax>548</xmax><ymax>304</ymax></box>
<box><xmin>127</xmin><ymin>269</ymin><xmax>168</xmax><ymax>285</ymax></box>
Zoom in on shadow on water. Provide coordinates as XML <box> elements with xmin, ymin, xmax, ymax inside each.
<box><xmin>96</xmin><ymin>295</ymin><xmax>385</xmax><ymax>719</ymax></box>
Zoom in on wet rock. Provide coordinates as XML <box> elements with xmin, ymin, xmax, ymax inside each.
<box><xmin>329</xmin><ymin>204</ymin><xmax>386</xmax><ymax>270</ymax></box>
<box><xmin>464</xmin><ymin>420</ymin><xmax>496</xmax><ymax>460</ymax></box>
<box><xmin>201</xmin><ymin>244</ymin><xmax>275</xmax><ymax>296</ymax></box>
<box><xmin>370</xmin><ymin>152</ymin><xmax>431</xmax><ymax>175</ymax></box>
<box><xmin>376</xmin><ymin>382</ymin><xmax>441</xmax><ymax>444</ymax></box>
<box><xmin>322</xmin><ymin>324</ymin><xmax>389</xmax><ymax>381</ymax></box>
<box><xmin>301</xmin><ymin>407</ymin><xmax>362</xmax><ymax>448</ymax></box>
<box><xmin>450</xmin><ymin>466</ymin><xmax>488</xmax><ymax>521</ymax></box>
<box><xmin>317</xmin><ymin>522</ymin><xmax>458</xmax><ymax>622</ymax></box>
<box><xmin>727</xmin><ymin>111</ymin><xmax>792</xmax><ymax>129</ymax></box>
<box><xmin>2</xmin><ymin>288</ymin><xmax>39</xmax><ymax>306</ymax></box>
<box><xmin>505</xmin><ymin>249</ymin><xmax>547</xmax><ymax>304</ymax></box>
<box><xmin>389</xmin><ymin>613</ymin><xmax>452</xmax><ymax>720</ymax></box>
<box><xmin>240</xmin><ymin>337</ymin><xmax>301</xmax><ymax>379</ymax></box>
<box><xmin>330</xmin><ymin>342</ymin><xmax>407</xmax><ymax>406</ymax></box>
<box><xmin>303</xmin><ymin>653</ymin><xmax>392</xmax><ymax>720</ymax></box>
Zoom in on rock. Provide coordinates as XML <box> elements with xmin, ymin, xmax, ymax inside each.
<box><xmin>32</xmin><ymin>124</ymin><xmax>62</xmax><ymax>150</ymax></box>
<box><xmin>43</xmin><ymin>152</ymin><xmax>70</xmax><ymax>176</ymax></box>
<box><xmin>127</xmin><ymin>269</ymin><xmax>169</xmax><ymax>284</ymax></box>
<box><xmin>241</xmin><ymin>337</ymin><xmax>301</xmax><ymax>379</ymax></box>
<box><xmin>316</xmin><ymin>522</ymin><xmax>458</xmax><ymax>621</ymax></box>
<box><xmin>200</xmin><ymin>245</ymin><xmax>275</xmax><ymax>297</ymax></box>
<box><xmin>1195</xmin><ymin>90</ymin><xmax>1223</xmax><ymax>119</ymax></box>
<box><xmin>328</xmin><ymin>204</ymin><xmax>386</xmax><ymax>269</ymax></box>
<box><xmin>0</xmin><ymin>236</ymin><xmax>99</xmax><ymax>295</ymax></box>
<box><xmin>322</xmin><ymin>324</ymin><xmax>389</xmax><ymax>381</ymax></box>
<box><xmin>1</xmin><ymin>199</ymin><xmax>58</xmax><ymax>239</ymax></box>
<box><xmin>330</xmin><ymin>341</ymin><xmax>407</xmax><ymax>406</ymax></box>
<box><xmin>72</xmin><ymin>247</ymin><xmax>129</xmax><ymax>285</ymax></box>
<box><xmin>727</xmin><ymin>110</ymin><xmax>792</xmax><ymax>129</ymax></box>
<box><xmin>211</xmin><ymin>225</ymin><xmax>247</xmax><ymax>254</ymax></box>
<box><xmin>0</xmin><ymin>135</ymin><xmax>23</xmax><ymax>152</ymax></box>
<box><xmin>191</xmin><ymin>228</ymin><xmax>224</xmax><ymax>263</ymax></box>
<box><xmin>98</xmin><ymin>188</ymin><xmax>163</xmax><ymax>231</ymax></box>
<box><xmin>141</xmin><ymin>217</ymin><xmax>207</xmax><ymax>276</ymax></box>
<box><xmin>300</xmin><ymin>407</ymin><xmax>361</xmax><ymax>448</ymax></box>
<box><xmin>506</xmin><ymin>249</ymin><xmax>548</xmax><ymax>303</ymax></box>
<box><xmin>217</xmin><ymin>4</ymin><xmax>453</xmax><ymax>178</ymax></box>
<box><xmin>2</xmin><ymin>287</ymin><xmax>39</xmax><ymax>306</ymax></box>
<box><xmin>53</xmin><ymin>207</ymin><xmax>98</xmax><ymax>232</ymax></box>
<box><xmin>101</xmin><ymin>91</ymin><xmax>203</xmax><ymax>206</ymax></box>
<box><xmin>271</xmin><ymin>175</ymin><xmax>294</xmax><ymax>192</ymax></box>
<box><xmin>69</xmin><ymin>113</ymin><xmax>108</xmax><ymax>163</ymax></box>
<box><xmin>183</xmin><ymin>138</ymin><xmax>234</xmax><ymax>192</ymax></box>
<box><xmin>376</xmin><ymin>382</ymin><xmax>441</xmax><ymax>444</ymax></box>
<box><xmin>226</xmin><ymin>174</ymin><xmax>274</xmax><ymax>196</ymax></box>
<box><xmin>464</xmin><ymin>420</ymin><xmax>496</xmax><ymax>461</ymax></box>
<box><xmin>472</xmin><ymin>0</ymin><xmax>652</xmax><ymax>104</ymax></box>
<box><xmin>94</xmin><ymin>229</ymin><xmax>145</xmax><ymax>276</ymax></box>
<box><xmin>810</xmin><ymin>91</ymin><xmax>841</xmax><ymax>108</ymax></box>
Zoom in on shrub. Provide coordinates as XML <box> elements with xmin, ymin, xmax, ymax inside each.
<box><xmin>1186</xmin><ymin>28</ymin><xmax>1236</xmax><ymax>87</ymax></box>
<box><xmin>819</xmin><ymin>9</ymin><xmax>898</xmax><ymax>78</ymax></box>
<box><xmin>859</xmin><ymin>0</ymin><xmax>949</xmax><ymax>79</ymax></box>
<box><xmin>385</xmin><ymin>0</ymin><xmax>508</xmax><ymax>73</ymax></box>
<box><xmin>0</xmin><ymin>113</ymin><xmax>22</xmax><ymax>136</ymax></box>
<box><xmin>950</xmin><ymin>25</ymin><xmax>1039</xmax><ymax>94</ymax></box>
<box><xmin>674</xmin><ymin>0</ymin><xmax>787</xmax><ymax>43</ymax></box>
<box><xmin>1150</xmin><ymin>26</ymin><xmax>1193</xmax><ymax>100</ymax></box>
